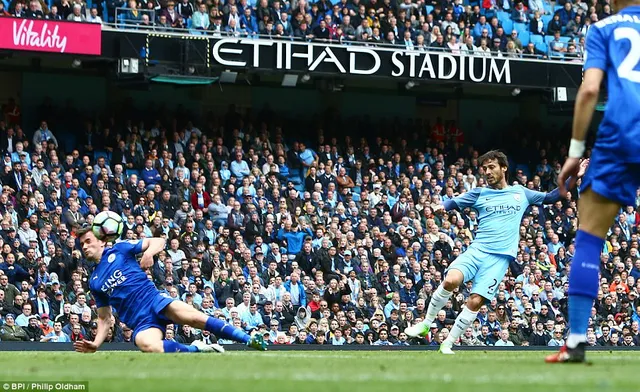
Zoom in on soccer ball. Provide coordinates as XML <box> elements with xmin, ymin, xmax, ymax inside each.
<box><xmin>92</xmin><ymin>211</ymin><xmax>124</xmax><ymax>242</ymax></box>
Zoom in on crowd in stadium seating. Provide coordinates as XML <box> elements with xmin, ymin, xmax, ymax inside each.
<box><xmin>0</xmin><ymin>0</ymin><xmax>594</xmax><ymax>59</ymax></box>
<box><xmin>0</xmin><ymin>99</ymin><xmax>638</xmax><ymax>348</ymax></box>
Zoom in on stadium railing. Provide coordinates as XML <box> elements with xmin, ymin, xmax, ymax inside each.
<box><xmin>0</xmin><ymin>342</ymin><xmax>635</xmax><ymax>352</ymax></box>
<box><xmin>100</xmin><ymin>23</ymin><xmax>584</xmax><ymax>64</ymax></box>
<box><xmin>101</xmin><ymin>19</ymin><xmax>584</xmax><ymax>63</ymax></box>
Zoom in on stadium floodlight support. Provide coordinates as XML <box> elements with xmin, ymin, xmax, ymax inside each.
<box><xmin>282</xmin><ymin>74</ymin><xmax>299</xmax><ymax>87</ymax></box>
<box><xmin>119</xmin><ymin>58</ymin><xmax>139</xmax><ymax>74</ymax></box>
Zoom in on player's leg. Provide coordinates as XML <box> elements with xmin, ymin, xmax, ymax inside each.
<box><xmin>135</xmin><ymin>327</ymin><xmax>198</xmax><ymax>353</ymax></box>
<box><xmin>439</xmin><ymin>293</ymin><xmax>485</xmax><ymax>354</ymax></box>
<box><xmin>163</xmin><ymin>300</ymin><xmax>266</xmax><ymax>350</ymax></box>
<box><xmin>546</xmin><ymin>188</ymin><xmax>619</xmax><ymax>363</ymax></box>
<box><xmin>439</xmin><ymin>253</ymin><xmax>506</xmax><ymax>354</ymax></box>
<box><xmin>405</xmin><ymin>252</ymin><xmax>477</xmax><ymax>337</ymax></box>
<box><xmin>405</xmin><ymin>269</ymin><xmax>465</xmax><ymax>337</ymax></box>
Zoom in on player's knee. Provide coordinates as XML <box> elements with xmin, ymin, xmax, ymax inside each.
<box><xmin>466</xmin><ymin>295</ymin><xmax>484</xmax><ymax>312</ymax></box>
<box><xmin>137</xmin><ymin>339</ymin><xmax>164</xmax><ymax>353</ymax></box>
<box><xmin>443</xmin><ymin>273</ymin><xmax>462</xmax><ymax>292</ymax></box>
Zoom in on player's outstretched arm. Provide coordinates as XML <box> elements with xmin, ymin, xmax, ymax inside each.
<box><xmin>139</xmin><ymin>237</ymin><xmax>167</xmax><ymax>269</ymax></box>
<box><xmin>74</xmin><ymin>306</ymin><xmax>112</xmax><ymax>353</ymax></box>
<box><xmin>436</xmin><ymin>188</ymin><xmax>481</xmax><ymax>213</ymax></box>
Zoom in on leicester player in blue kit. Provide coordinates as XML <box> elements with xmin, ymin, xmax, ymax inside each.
<box><xmin>72</xmin><ymin>227</ymin><xmax>267</xmax><ymax>354</ymax></box>
<box><xmin>546</xmin><ymin>0</ymin><xmax>640</xmax><ymax>364</ymax></box>
<box><xmin>406</xmin><ymin>151</ymin><xmax>588</xmax><ymax>354</ymax></box>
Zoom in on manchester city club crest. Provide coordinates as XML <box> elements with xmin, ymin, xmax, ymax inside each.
<box><xmin>513</xmin><ymin>194</ymin><xmax>521</xmax><ymax>202</ymax></box>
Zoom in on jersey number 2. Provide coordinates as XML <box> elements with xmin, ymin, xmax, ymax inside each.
<box><xmin>615</xmin><ymin>27</ymin><xmax>640</xmax><ymax>83</ymax></box>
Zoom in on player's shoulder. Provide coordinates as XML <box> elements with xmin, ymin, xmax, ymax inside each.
<box><xmin>507</xmin><ymin>184</ymin><xmax>527</xmax><ymax>193</ymax></box>
<box><xmin>461</xmin><ymin>186</ymin><xmax>484</xmax><ymax>197</ymax></box>
<box><xmin>113</xmin><ymin>239</ymin><xmax>143</xmax><ymax>251</ymax></box>
<box><xmin>593</xmin><ymin>12</ymin><xmax>640</xmax><ymax>30</ymax></box>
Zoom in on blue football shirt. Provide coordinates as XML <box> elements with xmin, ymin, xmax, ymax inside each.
<box><xmin>585</xmin><ymin>7</ymin><xmax>640</xmax><ymax>161</ymax></box>
<box><xmin>89</xmin><ymin>240</ymin><xmax>159</xmax><ymax>328</ymax></box>
<box><xmin>445</xmin><ymin>185</ymin><xmax>547</xmax><ymax>257</ymax></box>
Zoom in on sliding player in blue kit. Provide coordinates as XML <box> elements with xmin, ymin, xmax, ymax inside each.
<box><xmin>546</xmin><ymin>0</ymin><xmax>640</xmax><ymax>364</ymax></box>
<box><xmin>405</xmin><ymin>151</ymin><xmax>588</xmax><ymax>354</ymax></box>
<box><xmin>73</xmin><ymin>226</ymin><xmax>267</xmax><ymax>354</ymax></box>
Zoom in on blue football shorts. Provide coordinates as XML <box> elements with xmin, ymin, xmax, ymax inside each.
<box><xmin>131</xmin><ymin>292</ymin><xmax>175</xmax><ymax>343</ymax></box>
<box><xmin>581</xmin><ymin>147</ymin><xmax>640</xmax><ymax>206</ymax></box>
<box><xmin>446</xmin><ymin>247</ymin><xmax>511</xmax><ymax>299</ymax></box>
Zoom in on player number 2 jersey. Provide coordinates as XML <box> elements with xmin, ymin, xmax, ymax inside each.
<box><xmin>446</xmin><ymin>185</ymin><xmax>547</xmax><ymax>258</ymax></box>
<box><xmin>584</xmin><ymin>6</ymin><xmax>640</xmax><ymax>162</ymax></box>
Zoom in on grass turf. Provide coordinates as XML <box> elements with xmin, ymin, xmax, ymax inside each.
<box><xmin>0</xmin><ymin>351</ymin><xmax>636</xmax><ymax>392</ymax></box>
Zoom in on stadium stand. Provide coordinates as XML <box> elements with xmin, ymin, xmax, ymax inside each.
<box><xmin>0</xmin><ymin>95</ymin><xmax>638</xmax><ymax>348</ymax></box>
<box><xmin>0</xmin><ymin>0</ymin><xmax>595</xmax><ymax>59</ymax></box>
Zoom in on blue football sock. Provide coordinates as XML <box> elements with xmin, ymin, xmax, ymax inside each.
<box><xmin>205</xmin><ymin>317</ymin><xmax>250</xmax><ymax>344</ymax></box>
<box><xmin>162</xmin><ymin>340</ymin><xmax>198</xmax><ymax>353</ymax></box>
<box><xmin>567</xmin><ymin>230</ymin><xmax>603</xmax><ymax>347</ymax></box>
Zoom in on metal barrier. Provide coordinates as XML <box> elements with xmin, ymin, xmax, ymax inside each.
<box><xmin>101</xmin><ymin>18</ymin><xmax>584</xmax><ymax>63</ymax></box>
<box><xmin>0</xmin><ymin>342</ymin><xmax>636</xmax><ymax>351</ymax></box>
<box><xmin>114</xmin><ymin>7</ymin><xmax>156</xmax><ymax>29</ymax></box>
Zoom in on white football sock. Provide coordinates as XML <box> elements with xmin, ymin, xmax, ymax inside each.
<box><xmin>566</xmin><ymin>333</ymin><xmax>586</xmax><ymax>349</ymax></box>
<box><xmin>422</xmin><ymin>285</ymin><xmax>452</xmax><ymax>326</ymax></box>
<box><xmin>446</xmin><ymin>306</ymin><xmax>479</xmax><ymax>344</ymax></box>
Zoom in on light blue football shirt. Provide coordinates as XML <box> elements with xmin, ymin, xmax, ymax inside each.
<box><xmin>444</xmin><ymin>185</ymin><xmax>548</xmax><ymax>258</ymax></box>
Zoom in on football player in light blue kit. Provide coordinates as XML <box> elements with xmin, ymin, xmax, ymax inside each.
<box><xmin>406</xmin><ymin>151</ymin><xmax>587</xmax><ymax>354</ymax></box>
<box><xmin>547</xmin><ymin>0</ymin><xmax>640</xmax><ymax>364</ymax></box>
<box><xmin>73</xmin><ymin>226</ymin><xmax>267</xmax><ymax>354</ymax></box>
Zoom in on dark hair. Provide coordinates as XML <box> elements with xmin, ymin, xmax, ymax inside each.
<box><xmin>76</xmin><ymin>225</ymin><xmax>93</xmax><ymax>238</ymax></box>
<box><xmin>478</xmin><ymin>150</ymin><xmax>509</xmax><ymax>169</ymax></box>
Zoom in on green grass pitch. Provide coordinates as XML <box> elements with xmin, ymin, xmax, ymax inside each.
<box><xmin>0</xmin><ymin>351</ymin><xmax>637</xmax><ymax>392</ymax></box>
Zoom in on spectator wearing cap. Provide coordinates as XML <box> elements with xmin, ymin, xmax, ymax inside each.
<box><xmin>0</xmin><ymin>313</ymin><xmax>27</xmax><ymax>341</ymax></box>
<box><xmin>277</xmin><ymin>222</ymin><xmax>313</xmax><ymax>260</ymax></box>
<box><xmin>24</xmin><ymin>315</ymin><xmax>44</xmax><ymax>341</ymax></box>
<box><xmin>50</xmin><ymin>285</ymin><xmax>65</xmax><ymax>318</ymax></box>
